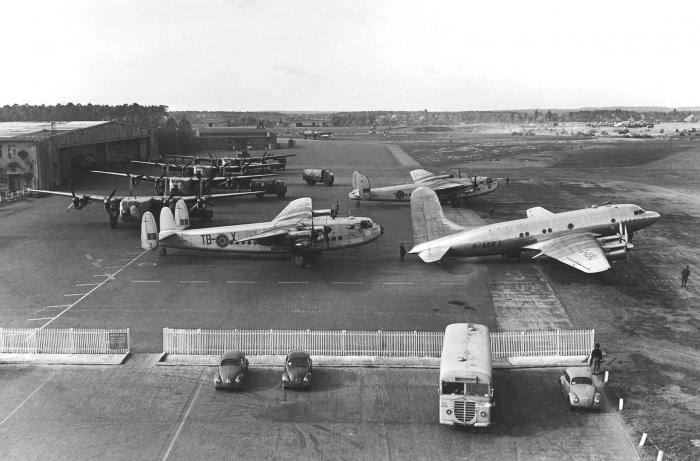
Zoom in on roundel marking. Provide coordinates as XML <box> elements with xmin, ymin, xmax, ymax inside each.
<box><xmin>216</xmin><ymin>234</ymin><xmax>229</xmax><ymax>247</ymax></box>
<box><xmin>395</xmin><ymin>190</ymin><xmax>405</xmax><ymax>199</ymax></box>
<box><xmin>365</xmin><ymin>230</ymin><xmax>371</xmax><ymax>236</ymax></box>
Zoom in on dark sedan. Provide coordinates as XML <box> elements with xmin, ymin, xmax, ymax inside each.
<box><xmin>282</xmin><ymin>351</ymin><xmax>313</xmax><ymax>389</ymax></box>
<box><xmin>215</xmin><ymin>351</ymin><xmax>249</xmax><ymax>390</ymax></box>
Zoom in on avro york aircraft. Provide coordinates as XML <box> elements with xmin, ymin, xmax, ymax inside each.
<box><xmin>30</xmin><ymin>174</ymin><xmax>258</xmax><ymax>227</ymax></box>
<box><xmin>141</xmin><ymin>197</ymin><xmax>384</xmax><ymax>266</ymax></box>
<box><xmin>349</xmin><ymin>169</ymin><xmax>498</xmax><ymax>206</ymax></box>
<box><xmin>408</xmin><ymin>186</ymin><xmax>660</xmax><ymax>273</ymax></box>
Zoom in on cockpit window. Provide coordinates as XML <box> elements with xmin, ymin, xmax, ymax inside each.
<box><xmin>360</xmin><ymin>220</ymin><xmax>372</xmax><ymax>229</ymax></box>
<box><xmin>634</xmin><ymin>209</ymin><xmax>645</xmax><ymax>215</ymax></box>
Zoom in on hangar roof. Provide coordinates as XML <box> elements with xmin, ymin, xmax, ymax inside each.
<box><xmin>0</xmin><ymin>121</ymin><xmax>109</xmax><ymax>140</ymax></box>
<box><xmin>195</xmin><ymin>127</ymin><xmax>275</xmax><ymax>137</ymax></box>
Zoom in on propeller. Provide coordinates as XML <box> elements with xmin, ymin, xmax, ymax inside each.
<box><xmin>103</xmin><ymin>189</ymin><xmax>118</xmax><ymax>210</ymax></box>
<box><xmin>66</xmin><ymin>187</ymin><xmax>89</xmax><ymax>212</ymax></box>
<box><xmin>619</xmin><ymin>222</ymin><xmax>633</xmax><ymax>263</ymax></box>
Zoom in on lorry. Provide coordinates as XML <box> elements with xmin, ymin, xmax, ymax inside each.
<box><xmin>249</xmin><ymin>178</ymin><xmax>287</xmax><ymax>198</ymax></box>
<box><xmin>302</xmin><ymin>168</ymin><xmax>334</xmax><ymax>186</ymax></box>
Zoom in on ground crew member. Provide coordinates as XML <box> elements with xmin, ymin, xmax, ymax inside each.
<box><xmin>681</xmin><ymin>265</ymin><xmax>691</xmax><ymax>287</ymax></box>
<box><xmin>589</xmin><ymin>343</ymin><xmax>603</xmax><ymax>374</ymax></box>
<box><xmin>399</xmin><ymin>243</ymin><xmax>406</xmax><ymax>262</ymax></box>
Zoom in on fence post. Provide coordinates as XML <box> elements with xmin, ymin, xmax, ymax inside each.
<box><xmin>70</xmin><ymin>328</ymin><xmax>75</xmax><ymax>354</ymax></box>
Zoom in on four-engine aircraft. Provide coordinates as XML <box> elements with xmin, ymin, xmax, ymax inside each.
<box><xmin>141</xmin><ymin>197</ymin><xmax>384</xmax><ymax>266</ymax></box>
<box><xmin>30</xmin><ymin>174</ymin><xmax>258</xmax><ymax>227</ymax></box>
<box><xmin>408</xmin><ymin>186</ymin><xmax>660</xmax><ymax>273</ymax></box>
<box><xmin>348</xmin><ymin>169</ymin><xmax>498</xmax><ymax>206</ymax></box>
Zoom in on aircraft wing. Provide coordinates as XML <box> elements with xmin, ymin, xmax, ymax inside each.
<box><xmin>272</xmin><ymin>197</ymin><xmax>312</xmax><ymax>222</ymax></box>
<box><xmin>131</xmin><ymin>160</ymin><xmax>187</xmax><ymax>170</ymax></box>
<box><xmin>524</xmin><ymin>233</ymin><xmax>611</xmax><ymax>273</ymax></box>
<box><xmin>526</xmin><ymin>206</ymin><xmax>554</xmax><ymax>218</ymax></box>
<box><xmin>203</xmin><ymin>191</ymin><xmax>259</xmax><ymax>199</ymax></box>
<box><xmin>29</xmin><ymin>189</ymin><xmax>125</xmax><ymax>201</ymax></box>
<box><xmin>409</xmin><ymin>169</ymin><xmax>473</xmax><ymax>193</ymax></box>
<box><xmin>91</xmin><ymin>170</ymin><xmax>161</xmax><ymax>182</ymax></box>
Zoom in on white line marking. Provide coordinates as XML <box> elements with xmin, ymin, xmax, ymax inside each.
<box><xmin>332</xmin><ymin>281</ymin><xmax>364</xmax><ymax>285</ymax></box>
<box><xmin>383</xmin><ymin>282</ymin><xmax>414</xmax><ymax>285</ymax></box>
<box><xmin>104</xmin><ymin>266</ymin><xmax>122</xmax><ymax>269</ymax></box>
<box><xmin>92</xmin><ymin>274</ymin><xmax>112</xmax><ymax>278</ymax></box>
<box><xmin>75</xmin><ymin>283</ymin><xmax>100</xmax><ymax>287</ymax></box>
<box><xmin>27</xmin><ymin>317</ymin><xmax>55</xmax><ymax>321</ymax></box>
<box><xmin>132</xmin><ymin>280</ymin><xmax>161</xmax><ymax>283</ymax></box>
<box><xmin>44</xmin><ymin>304</ymin><xmax>71</xmax><ymax>309</ymax></box>
<box><xmin>64</xmin><ymin>293</ymin><xmax>87</xmax><ymax>297</ymax></box>
<box><xmin>180</xmin><ymin>281</ymin><xmax>210</xmax><ymax>284</ymax></box>
<box><xmin>227</xmin><ymin>281</ymin><xmax>257</xmax><ymax>284</ymax></box>
<box><xmin>111</xmin><ymin>259</ymin><xmax>133</xmax><ymax>262</ymax></box>
<box><xmin>278</xmin><ymin>281</ymin><xmax>309</xmax><ymax>284</ymax></box>
<box><xmin>39</xmin><ymin>250</ymin><xmax>149</xmax><ymax>330</ymax></box>
<box><xmin>161</xmin><ymin>371</ymin><xmax>204</xmax><ymax>461</ymax></box>
<box><xmin>439</xmin><ymin>282</ymin><xmax>463</xmax><ymax>285</ymax></box>
<box><xmin>125</xmin><ymin>251</ymin><xmax>142</xmax><ymax>255</ymax></box>
<box><xmin>0</xmin><ymin>379</ymin><xmax>49</xmax><ymax>428</ymax></box>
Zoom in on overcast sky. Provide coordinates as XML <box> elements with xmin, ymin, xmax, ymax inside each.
<box><xmin>3</xmin><ymin>0</ymin><xmax>698</xmax><ymax>111</ymax></box>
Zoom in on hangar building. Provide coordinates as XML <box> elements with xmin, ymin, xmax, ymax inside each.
<box><xmin>0</xmin><ymin>121</ymin><xmax>157</xmax><ymax>190</ymax></box>
<box><xmin>193</xmin><ymin>127</ymin><xmax>278</xmax><ymax>151</ymax></box>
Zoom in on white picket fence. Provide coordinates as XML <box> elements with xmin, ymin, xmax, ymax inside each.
<box><xmin>0</xmin><ymin>328</ymin><xmax>130</xmax><ymax>354</ymax></box>
<box><xmin>0</xmin><ymin>187</ymin><xmax>31</xmax><ymax>203</ymax></box>
<box><xmin>163</xmin><ymin>328</ymin><xmax>594</xmax><ymax>358</ymax></box>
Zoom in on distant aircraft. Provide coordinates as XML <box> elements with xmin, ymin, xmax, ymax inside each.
<box><xmin>302</xmin><ymin>129</ymin><xmax>333</xmax><ymax>140</ymax></box>
<box><xmin>349</xmin><ymin>169</ymin><xmax>498</xmax><ymax>206</ymax></box>
<box><xmin>170</xmin><ymin>151</ymin><xmax>296</xmax><ymax>172</ymax></box>
<box><xmin>408</xmin><ymin>186</ymin><xmax>660</xmax><ymax>273</ymax></box>
<box><xmin>30</xmin><ymin>175</ymin><xmax>258</xmax><ymax>227</ymax></box>
<box><xmin>141</xmin><ymin>197</ymin><xmax>384</xmax><ymax>266</ymax></box>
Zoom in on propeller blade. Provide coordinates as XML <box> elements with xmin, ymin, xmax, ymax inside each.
<box><xmin>64</xmin><ymin>202</ymin><xmax>74</xmax><ymax>212</ymax></box>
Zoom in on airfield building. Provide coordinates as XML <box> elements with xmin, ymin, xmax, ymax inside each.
<box><xmin>0</xmin><ymin>121</ymin><xmax>157</xmax><ymax>191</ymax></box>
<box><xmin>193</xmin><ymin>127</ymin><xmax>278</xmax><ymax>151</ymax></box>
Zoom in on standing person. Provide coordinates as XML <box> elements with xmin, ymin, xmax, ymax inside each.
<box><xmin>399</xmin><ymin>243</ymin><xmax>407</xmax><ymax>262</ymax></box>
<box><xmin>589</xmin><ymin>343</ymin><xmax>603</xmax><ymax>375</ymax></box>
<box><xmin>681</xmin><ymin>265</ymin><xmax>691</xmax><ymax>287</ymax></box>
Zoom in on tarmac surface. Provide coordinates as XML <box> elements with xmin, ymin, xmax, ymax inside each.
<box><xmin>0</xmin><ymin>138</ymin><xmax>638</xmax><ymax>460</ymax></box>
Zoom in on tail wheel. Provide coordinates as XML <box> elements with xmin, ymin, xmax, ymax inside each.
<box><xmin>160</xmin><ymin>248</ymin><xmax>167</xmax><ymax>256</ymax></box>
<box><xmin>292</xmin><ymin>254</ymin><xmax>308</xmax><ymax>267</ymax></box>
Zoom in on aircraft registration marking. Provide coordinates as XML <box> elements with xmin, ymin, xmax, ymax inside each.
<box><xmin>472</xmin><ymin>241</ymin><xmax>502</xmax><ymax>249</ymax></box>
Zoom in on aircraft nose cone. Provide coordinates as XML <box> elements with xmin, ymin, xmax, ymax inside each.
<box><xmin>647</xmin><ymin>211</ymin><xmax>661</xmax><ymax>221</ymax></box>
<box><xmin>348</xmin><ymin>190</ymin><xmax>359</xmax><ymax>199</ymax></box>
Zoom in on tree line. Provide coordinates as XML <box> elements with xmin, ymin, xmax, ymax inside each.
<box><xmin>0</xmin><ymin>103</ymin><xmax>167</xmax><ymax>127</ymax></box>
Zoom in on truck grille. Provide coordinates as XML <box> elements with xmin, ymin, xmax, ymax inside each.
<box><xmin>453</xmin><ymin>401</ymin><xmax>476</xmax><ymax>424</ymax></box>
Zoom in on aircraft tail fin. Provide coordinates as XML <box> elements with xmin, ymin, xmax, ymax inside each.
<box><xmin>159</xmin><ymin>206</ymin><xmax>178</xmax><ymax>239</ymax></box>
<box><xmin>410</xmin><ymin>186</ymin><xmax>467</xmax><ymax>244</ymax></box>
<box><xmin>140</xmin><ymin>211</ymin><xmax>159</xmax><ymax>250</ymax></box>
<box><xmin>351</xmin><ymin>171</ymin><xmax>371</xmax><ymax>199</ymax></box>
<box><xmin>173</xmin><ymin>199</ymin><xmax>190</xmax><ymax>229</ymax></box>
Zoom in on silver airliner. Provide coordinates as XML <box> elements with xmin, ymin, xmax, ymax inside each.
<box><xmin>408</xmin><ymin>187</ymin><xmax>660</xmax><ymax>273</ymax></box>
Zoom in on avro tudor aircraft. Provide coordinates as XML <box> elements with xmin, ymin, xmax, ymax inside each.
<box><xmin>408</xmin><ymin>186</ymin><xmax>660</xmax><ymax>273</ymax></box>
<box><xmin>349</xmin><ymin>169</ymin><xmax>498</xmax><ymax>206</ymax></box>
<box><xmin>141</xmin><ymin>197</ymin><xmax>384</xmax><ymax>266</ymax></box>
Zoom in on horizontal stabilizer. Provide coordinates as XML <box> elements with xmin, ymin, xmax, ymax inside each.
<box><xmin>412</xmin><ymin>244</ymin><xmax>451</xmax><ymax>263</ymax></box>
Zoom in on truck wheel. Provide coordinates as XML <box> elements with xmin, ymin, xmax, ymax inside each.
<box><xmin>292</xmin><ymin>254</ymin><xmax>308</xmax><ymax>267</ymax></box>
<box><xmin>277</xmin><ymin>191</ymin><xmax>286</xmax><ymax>198</ymax></box>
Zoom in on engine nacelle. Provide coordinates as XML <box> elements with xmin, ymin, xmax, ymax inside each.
<box><xmin>604</xmin><ymin>248</ymin><xmax>628</xmax><ymax>261</ymax></box>
<box><xmin>287</xmin><ymin>230</ymin><xmax>312</xmax><ymax>248</ymax></box>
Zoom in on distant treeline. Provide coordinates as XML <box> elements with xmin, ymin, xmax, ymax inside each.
<box><xmin>0</xmin><ymin>103</ymin><xmax>168</xmax><ymax>128</ymax></box>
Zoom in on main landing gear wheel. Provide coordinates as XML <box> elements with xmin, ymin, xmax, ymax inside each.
<box><xmin>355</xmin><ymin>200</ymin><xmax>360</xmax><ymax>207</ymax></box>
<box><xmin>292</xmin><ymin>254</ymin><xmax>308</xmax><ymax>267</ymax></box>
<box><xmin>160</xmin><ymin>248</ymin><xmax>167</xmax><ymax>256</ymax></box>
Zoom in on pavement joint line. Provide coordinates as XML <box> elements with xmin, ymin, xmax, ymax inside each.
<box><xmin>278</xmin><ymin>281</ymin><xmax>309</xmax><ymax>284</ymax></box>
<box><xmin>180</xmin><ymin>281</ymin><xmax>210</xmax><ymax>283</ymax></box>
<box><xmin>161</xmin><ymin>369</ymin><xmax>204</xmax><ymax>461</ymax></box>
<box><xmin>64</xmin><ymin>293</ymin><xmax>87</xmax><ymax>297</ymax></box>
<box><xmin>227</xmin><ymin>281</ymin><xmax>257</xmax><ymax>284</ymax></box>
<box><xmin>92</xmin><ymin>274</ymin><xmax>113</xmax><ymax>277</ymax></box>
<box><xmin>382</xmin><ymin>282</ymin><xmax>414</xmax><ymax>285</ymax></box>
<box><xmin>0</xmin><ymin>378</ymin><xmax>50</xmax><ymax>428</ymax></box>
<box><xmin>332</xmin><ymin>281</ymin><xmax>364</xmax><ymax>285</ymax></box>
<box><xmin>75</xmin><ymin>283</ymin><xmax>100</xmax><ymax>287</ymax></box>
<box><xmin>439</xmin><ymin>282</ymin><xmax>463</xmax><ymax>285</ymax></box>
<box><xmin>131</xmin><ymin>280</ymin><xmax>161</xmax><ymax>283</ymax></box>
<box><xmin>104</xmin><ymin>266</ymin><xmax>122</xmax><ymax>269</ymax></box>
<box><xmin>43</xmin><ymin>304</ymin><xmax>71</xmax><ymax>308</ymax></box>
<box><xmin>27</xmin><ymin>317</ymin><xmax>55</xmax><ymax>321</ymax></box>
<box><xmin>38</xmin><ymin>249</ymin><xmax>149</xmax><ymax>331</ymax></box>
<box><xmin>111</xmin><ymin>259</ymin><xmax>133</xmax><ymax>262</ymax></box>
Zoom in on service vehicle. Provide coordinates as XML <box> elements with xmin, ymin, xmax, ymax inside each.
<box><xmin>559</xmin><ymin>367</ymin><xmax>602</xmax><ymax>410</ymax></box>
<box><xmin>282</xmin><ymin>351</ymin><xmax>313</xmax><ymax>389</ymax></box>
<box><xmin>249</xmin><ymin>178</ymin><xmax>287</xmax><ymax>198</ymax></box>
<box><xmin>439</xmin><ymin>323</ymin><xmax>494</xmax><ymax>427</ymax></box>
<box><xmin>302</xmin><ymin>168</ymin><xmax>334</xmax><ymax>185</ymax></box>
<box><xmin>214</xmin><ymin>351</ymin><xmax>249</xmax><ymax>390</ymax></box>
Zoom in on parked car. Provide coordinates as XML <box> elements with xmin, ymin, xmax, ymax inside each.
<box><xmin>559</xmin><ymin>367</ymin><xmax>601</xmax><ymax>410</ymax></box>
<box><xmin>214</xmin><ymin>351</ymin><xmax>249</xmax><ymax>390</ymax></box>
<box><xmin>282</xmin><ymin>351</ymin><xmax>313</xmax><ymax>389</ymax></box>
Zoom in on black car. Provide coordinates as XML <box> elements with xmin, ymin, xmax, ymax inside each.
<box><xmin>215</xmin><ymin>351</ymin><xmax>249</xmax><ymax>390</ymax></box>
<box><xmin>282</xmin><ymin>351</ymin><xmax>313</xmax><ymax>389</ymax></box>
